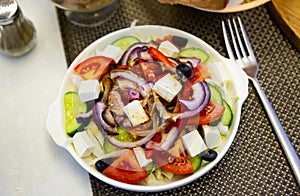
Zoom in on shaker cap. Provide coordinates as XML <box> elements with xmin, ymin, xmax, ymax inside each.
<box><xmin>0</xmin><ymin>0</ymin><xmax>19</xmax><ymax>25</ymax></box>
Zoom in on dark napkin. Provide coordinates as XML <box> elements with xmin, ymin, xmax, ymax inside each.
<box><xmin>56</xmin><ymin>0</ymin><xmax>300</xmax><ymax>194</ymax></box>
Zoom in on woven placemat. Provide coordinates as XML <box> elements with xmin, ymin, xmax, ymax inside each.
<box><xmin>56</xmin><ymin>0</ymin><xmax>300</xmax><ymax>195</ymax></box>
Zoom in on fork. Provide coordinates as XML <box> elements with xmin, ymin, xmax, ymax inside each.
<box><xmin>222</xmin><ymin>17</ymin><xmax>300</xmax><ymax>186</ymax></box>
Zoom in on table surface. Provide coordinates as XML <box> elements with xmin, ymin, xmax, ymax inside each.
<box><xmin>1</xmin><ymin>0</ymin><xmax>299</xmax><ymax>195</ymax></box>
<box><xmin>0</xmin><ymin>0</ymin><xmax>92</xmax><ymax>195</ymax></box>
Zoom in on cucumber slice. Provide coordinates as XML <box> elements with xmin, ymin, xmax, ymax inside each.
<box><xmin>208</xmin><ymin>84</ymin><xmax>233</xmax><ymax>127</ymax></box>
<box><xmin>64</xmin><ymin>92</ymin><xmax>87</xmax><ymax>137</ymax></box>
<box><xmin>221</xmin><ymin>99</ymin><xmax>233</xmax><ymax>127</ymax></box>
<box><xmin>103</xmin><ymin>126</ymin><xmax>133</xmax><ymax>153</ymax></box>
<box><xmin>112</xmin><ymin>36</ymin><xmax>141</xmax><ymax>51</ymax></box>
<box><xmin>208</xmin><ymin>84</ymin><xmax>223</xmax><ymax>105</ymax></box>
<box><xmin>178</xmin><ymin>47</ymin><xmax>209</xmax><ymax>63</ymax></box>
<box><xmin>189</xmin><ymin>155</ymin><xmax>202</xmax><ymax>172</ymax></box>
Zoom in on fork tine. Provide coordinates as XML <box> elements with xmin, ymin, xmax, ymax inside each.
<box><xmin>227</xmin><ymin>19</ymin><xmax>243</xmax><ymax>61</ymax></box>
<box><xmin>237</xmin><ymin>17</ymin><xmax>257</xmax><ymax>61</ymax></box>
<box><xmin>232</xmin><ymin>18</ymin><xmax>247</xmax><ymax>58</ymax></box>
<box><xmin>222</xmin><ymin>21</ymin><xmax>235</xmax><ymax>60</ymax></box>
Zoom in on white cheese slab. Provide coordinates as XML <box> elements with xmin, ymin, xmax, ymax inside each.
<box><xmin>182</xmin><ymin>130</ymin><xmax>208</xmax><ymax>157</ymax></box>
<box><xmin>78</xmin><ymin>80</ymin><xmax>100</xmax><ymax>102</ymax></box>
<box><xmin>123</xmin><ymin>100</ymin><xmax>149</xmax><ymax>127</ymax></box>
<box><xmin>153</xmin><ymin>73</ymin><xmax>182</xmax><ymax>102</ymax></box>
<box><xmin>158</xmin><ymin>40</ymin><xmax>180</xmax><ymax>58</ymax></box>
<box><xmin>73</xmin><ymin>131</ymin><xmax>95</xmax><ymax>158</ymax></box>
<box><xmin>203</xmin><ymin>125</ymin><xmax>223</xmax><ymax>149</ymax></box>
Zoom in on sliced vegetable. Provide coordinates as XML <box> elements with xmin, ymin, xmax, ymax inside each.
<box><xmin>189</xmin><ymin>155</ymin><xmax>202</xmax><ymax>172</ymax></box>
<box><xmin>119</xmin><ymin>41</ymin><xmax>157</xmax><ymax>66</ymax></box>
<box><xmin>187</xmin><ymin>101</ymin><xmax>225</xmax><ymax>125</ymax></box>
<box><xmin>74</xmin><ymin>56</ymin><xmax>114</xmax><ymax>80</ymax></box>
<box><xmin>64</xmin><ymin>92</ymin><xmax>87</xmax><ymax>137</ymax></box>
<box><xmin>111</xmin><ymin>36</ymin><xmax>141</xmax><ymax>51</ymax></box>
<box><xmin>145</xmin><ymin>127</ymin><xmax>179</xmax><ymax>151</ymax></box>
<box><xmin>179</xmin><ymin>82</ymin><xmax>206</xmax><ymax>110</ymax></box>
<box><xmin>208</xmin><ymin>84</ymin><xmax>233</xmax><ymax>127</ymax></box>
<box><xmin>150</xmin><ymin>150</ymin><xmax>194</xmax><ymax>175</ymax></box>
<box><xmin>221</xmin><ymin>99</ymin><xmax>233</xmax><ymax>127</ymax></box>
<box><xmin>209</xmin><ymin>84</ymin><xmax>223</xmax><ymax>105</ymax></box>
<box><xmin>177</xmin><ymin>81</ymin><xmax>211</xmax><ymax>119</ymax></box>
<box><xmin>178</xmin><ymin>47</ymin><xmax>209</xmax><ymax>63</ymax></box>
<box><xmin>148</xmin><ymin>47</ymin><xmax>174</xmax><ymax>68</ymax></box>
<box><xmin>103</xmin><ymin>149</ymin><xmax>148</xmax><ymax>184</ymax></box>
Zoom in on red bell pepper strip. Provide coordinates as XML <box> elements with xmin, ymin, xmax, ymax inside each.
<box><xmin>148</xmin><ymin>47</ymin><xmax>174</xmax><ymax>68</ymax></box>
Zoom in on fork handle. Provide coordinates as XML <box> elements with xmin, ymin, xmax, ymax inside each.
<box><xmin>251</xmin><ymin>77</ymin><xmax>300</xmax><ymax>186</ymax></box>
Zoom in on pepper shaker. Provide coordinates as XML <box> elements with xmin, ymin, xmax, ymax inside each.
<box><xmin>0</xmin><ymin>0</ymin><xmax>37</xmax><ymax>57</ymax></box>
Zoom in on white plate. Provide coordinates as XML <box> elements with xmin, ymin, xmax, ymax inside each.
<box><xmin>46</xmin><ymin>25</ymin><xmax>248</xmax><ymax>192</ymax></box>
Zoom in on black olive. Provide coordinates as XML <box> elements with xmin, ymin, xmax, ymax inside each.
<box><xmin>172</xmin><ymin>36</ymin><xmax>188</xmax><ymax>48</ymax></box>
<box><xmin>176</xmin><ymin>63</ymin><xmax>192</xmax><ymax>79</ymax></box>
<box><xmin>201</xmin><ymin>149</ymin><xmax>218</xmax><ymax>162</ymax></box>
<box><xmin>95</xmin><ymin>158</ymin><xmax>114</xmax><ymax>172</ymax></box>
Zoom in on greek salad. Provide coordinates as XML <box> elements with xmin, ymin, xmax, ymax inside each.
<box><xmin>64</xmin><ymin>34</ymin><xmax>235</xmax><ymax>185</ymax></box>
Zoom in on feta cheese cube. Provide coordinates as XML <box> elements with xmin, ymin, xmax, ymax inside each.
<box><xmin>203</xmin><ymin>125</ymin><xmax>223</xmax><ymax>149</ymax></box>
<box><xmin>73</xmin><ymin>131</ymin><xmax>95</xmax><ymax>158</ymax></box>
<box><xmin>182</xmin><ymin>130</ymin><xmax>208</xmax><ymax>157</ymax></box>
<box><xmin>153</xmin><ymin>73</ymin><xmax>182</xmax><ymax>102</ymax></box>
<box><xmin>123</xmin><ymin>100</ymin><xmax>149</xmax><ymax>127</ymax></box>
<box><xmin>133</xmin><ymin>147</ymin><xmax>152</xmax><ymax>168</ymax></box>
<box><xmin>78</xmin><ymin>80</ymin><xmax>100</xmax><ymax>102</ymax></box>
<box><xmin>158</xmin><ymin>40</ymin><xmax>180</xmax><ymax>58</ymax></box>
<box><xmin>96</xmin><ymin>45</ymin><xmax>123</xmax><ymax>63</ymax></box>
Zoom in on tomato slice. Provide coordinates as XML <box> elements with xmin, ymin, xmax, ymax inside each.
<box><xmin>150</xmin><ymin>150</ymin><xmax>194</xmax><ymax>175</ymax></box>
<box><xmin>187</xmin><ymin>101</ymin><xmax>225</xmax><ymax>125</ymax></box>
<box><xmin>103</xmin><ymin>149</ymin><xmax>148</xmax><ymax>184</ymax></box>
<box><xmin>74</xmin><ymin>56</ymin><xmax>114</xmax><ymax>80</ymax></box>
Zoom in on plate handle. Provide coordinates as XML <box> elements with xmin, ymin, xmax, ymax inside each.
<box><xmin>46</xmin><ymin>99</ymin><xmax>72</xmax><ymax>147</ymax></box>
